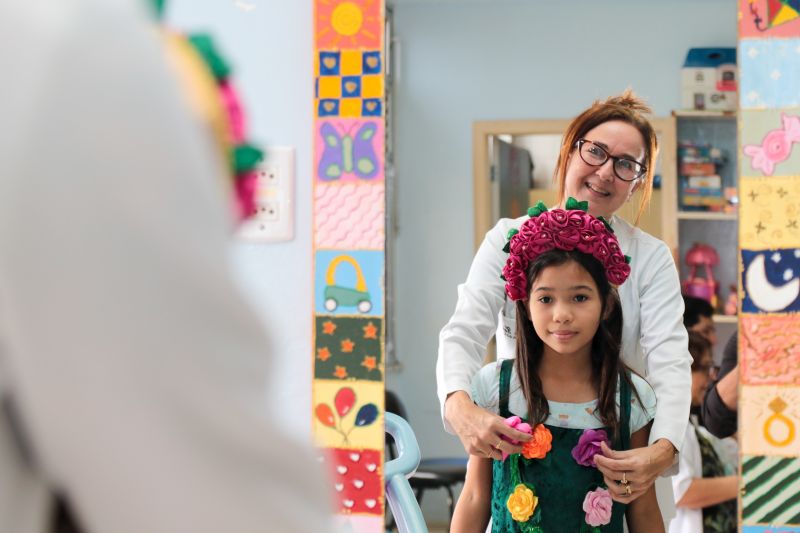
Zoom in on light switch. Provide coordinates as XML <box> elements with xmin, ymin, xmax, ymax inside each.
<box><xmin>237</xmin><ymin>146</ymin><xmax>295</xmax><ymax>242</ymax></box>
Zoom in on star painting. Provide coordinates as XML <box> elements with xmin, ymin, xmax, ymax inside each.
<box><xmin>315</xmin><ymin>316</ymin><xmax>383</xmax><ymax>381</ymax></box>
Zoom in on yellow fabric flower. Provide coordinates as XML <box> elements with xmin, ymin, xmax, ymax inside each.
<box><xmin>506</xmin><ymin>483</ymin><xmax>538</xmax><ymax>522</ymax></box>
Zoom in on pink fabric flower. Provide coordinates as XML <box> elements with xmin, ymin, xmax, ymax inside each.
<box><xmin>553</xmin><ymin>228</ymin><xmax>581</xmax><ymax>249</ymax></box>
<box><xmin>583</xmin><ymin>487</ymin><xmax>613</xmax><ymax>527</ymax></box>
<box><xmin>499</xmin><ymin>416</ymin><xmax>533</xmax><ymax>461</ymax></box>
<box><xmin>607</xmin><ymin>264</ymin><xmax>631</xmax><ymax>286</ymax></box>
<box><xmin>548</xmin><ymin>209</ymin><xmax>569</xmax><ymax>227</ymax></box>
<box><xmin>566</xmin><ymin>210</ymin><xmax>586</xmax><ymax>228</ymax></box>
<box><xmin>571</xmin><ymin>428</ymin><xmax>609</xmax><ymax>467</ymax></box>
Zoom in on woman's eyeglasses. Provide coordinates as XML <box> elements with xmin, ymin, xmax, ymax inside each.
<box><xmin>576</xmin><ymin>139</ymin><xmax>646</xmax><ymax>182</ymax></box>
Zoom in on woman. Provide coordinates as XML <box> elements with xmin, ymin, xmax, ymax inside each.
<box><xmin>436</xmin><ymin>90</ymin><xmax>692</xmax><ymax>508</ymax></box>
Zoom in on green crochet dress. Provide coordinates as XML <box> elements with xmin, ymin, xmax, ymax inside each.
<box><xmin>490</xmin><ymin>359</ymin><xmax>631</xmax><ymax>532</ymax></box>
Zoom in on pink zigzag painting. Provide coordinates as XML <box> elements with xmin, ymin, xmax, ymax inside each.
<box><xmin>315</xmin><ymin>183</ymin><xmax>384</xmax><ymax>249</ymax></box>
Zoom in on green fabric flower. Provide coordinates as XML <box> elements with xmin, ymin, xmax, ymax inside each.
<box><xmin>565</xmin><ymin>197</ymin><xmax>589</xmax><ymax>212</ymax></box>
<box><xmin>527</xmin><ymin>201</ymin><xmax>548</xmax><ymax>217</ymax></box>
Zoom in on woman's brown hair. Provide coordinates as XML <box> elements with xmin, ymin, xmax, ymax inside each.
<box><xmin>554</xmin><ymin>90</ymin><xmax>659</xmax><ymax>225</ymax></box>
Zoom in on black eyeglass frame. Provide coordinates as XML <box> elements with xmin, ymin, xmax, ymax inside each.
<box><xmin>575</xmin><ymin>139</ymin><xmax>647</xmax><ymax>182</ymax></box>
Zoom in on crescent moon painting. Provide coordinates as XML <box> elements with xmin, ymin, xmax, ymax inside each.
<box><xmin>742</xmin><ymin>249</ymin><xmax>800</xmax><ymax>313</ymax></box>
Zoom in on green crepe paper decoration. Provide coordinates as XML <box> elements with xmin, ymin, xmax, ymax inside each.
<box><xmin>187</xmin><ymin>34</ymin><xmax>232</xmax><ymax>81</ymax></box>
<box><xmin>234</xmin><ymin>144</ymin><xmax>263</xmax><ymax>174</ymax></box>
<box><xmin>527</xmin><ymin>201</ymin><xmax>549</xmax><ymax>217</ymax></box>
<box><xmin>624</xmin><ymin>255</ymin><xmax>631</xmax><ymax>264</ymax></box>
<box><xmin>565</xmin><ymin>197</ymin><xmax>589</xmax><ymax>212</ymax></box>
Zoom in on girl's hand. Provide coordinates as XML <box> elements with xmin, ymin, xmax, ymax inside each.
<box><xmin>445</xmin><ymin>391</ymin><xmax>530</xmax><ymax>460</ymax></box>
<box><xmin>594</xmin><ymin>440</ymin><xmax>675</xmax><ymax>503</ymax></box>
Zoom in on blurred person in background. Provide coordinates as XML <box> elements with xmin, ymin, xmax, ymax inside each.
<box><xmin>668</xmin><ymin>333</ymin><xmax>737</xmax><ymax>533</ymax></box>
<box><xmin>682</xmin><ymin>295</ymin><xmax>717</xmax><ymax>350</ymax></box>
<box><xmin>0</xmin><ymin>1</ymin><xmax>331</xmax><ymax>532</ymax></box>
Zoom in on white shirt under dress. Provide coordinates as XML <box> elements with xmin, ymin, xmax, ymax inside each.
<box><xmin>437</xmin><ymin>214</ymin><xmax>693</xmax><ymax>523</ymax></box>
<box><xmin>471</xmin><ymin>362</ymin><xmax>658</xmax><ymax>435</ymax></box>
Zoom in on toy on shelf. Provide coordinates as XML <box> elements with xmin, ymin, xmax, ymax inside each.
<box><xmin>683</xmin><ymin>242</ymin><xmax>720</xmax><ymax>309</ymax></box>
<box><xmin>681</xmin><ymin>47</ymin><xmax>737</xmax><ymax>112</ymax></box>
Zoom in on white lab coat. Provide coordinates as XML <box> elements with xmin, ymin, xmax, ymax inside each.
<box><xmin>0</xmin><ymin>1</ymin><xmax>331</xmax><ymax>532</ymax></box>
<box><xmin>436</xmin><ymin>213</ymin><xmax>693</xmax><ymax>523</ymax></box>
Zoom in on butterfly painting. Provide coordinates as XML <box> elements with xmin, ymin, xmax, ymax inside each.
<box><xmin>316</xmin><ymin>119</ymin><xmax>383</xmax><ymax>182</ymax></box>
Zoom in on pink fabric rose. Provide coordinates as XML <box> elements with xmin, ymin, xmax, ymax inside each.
<box><xmin>553</xmin><ymin>228</ymin><xmax>581</xmax><ymax>249</ymax></box>
<box><xmin>499</xmin><ymin>416</ymin><xmax>533</xmax><ymax>461</ymax></box>
<box><xmin>583</xmin><ymin>487</ymin><xmax>613</xmax><ymax>527</ymax></box>
<box><xmin>608</xmin><ymin>252</ymin><xmax>626</xmax><ymax>266</ymax></box>
<box><xmin>607</xmin><ymin>264</ymin><xmax>631</xmax><ymax>286</ymax></box>
<box><xmin>593</xmin><ymin>241</ymin><xmax>610</xmax><ymax>260</ymax></box>
<box><xmin>566</xmin><ymin>210</ymin><xmax>586</xmax><ymax>228</ymax></box>
<box><xmin>589</xmin><ymin>219</ymin><xmax>607</xmax><ymax>234</ymax></box>
<box><xmin>579</xmin><ymin>229</ymin><xmax>599</xmax><ymax>244</ymax></box>
<box><xmin>571</xmin><ymin>428</ymin><xmax>609</xmax><ymax>467</ymax></box>
<box><xmin>548</xmin><ymin>209</ymin><xmax>569</xmax><ymax>228</ymax></box>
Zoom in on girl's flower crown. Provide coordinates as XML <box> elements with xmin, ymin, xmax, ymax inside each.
<box><xmin>501</xmin><ymin>197</ymin><xmax>631</xmax><ymax>301</ymax></box>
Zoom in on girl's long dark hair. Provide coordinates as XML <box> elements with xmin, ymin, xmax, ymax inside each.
<box><xmin>514</xmin><ymin>249</ymin><xmax>640</xmax><ymax>441</ymax></box>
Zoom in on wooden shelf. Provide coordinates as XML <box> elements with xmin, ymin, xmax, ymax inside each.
<box><xmin>672</xmin><ymin>110</ymin><xmax>737</xmax><ymax>119</ymax></box>
<box><xmin>677</xmin><ymin>211</ymin><xmax>738</xmax><ymax>221</ymax></box>
<box><xmin>713</xmin><ymin>314</ymin><xmax>737</xmax><ymax>324</ymax></box>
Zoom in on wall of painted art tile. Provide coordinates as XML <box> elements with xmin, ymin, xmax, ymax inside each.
<box><xmin>312</xmin><ymin>1</ymin><xmax>386</xmax><ymax>531</ymax></box>
<box><xmin>738</xmin><ymin>1</ymin><xmax>800</xmax><ymax>530</ymax></box>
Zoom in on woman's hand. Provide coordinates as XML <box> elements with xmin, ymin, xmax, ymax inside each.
<box><xmin>445</xmin><ymin>391</ymin><xmax>530</xmax><ymax>460</ymax></box>
<box><xmin>594</xmin><ymin>439</ymin><xmax>675</xmax><ymax>503</ymax></box>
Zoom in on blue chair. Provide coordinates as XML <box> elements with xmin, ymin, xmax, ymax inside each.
<box><xmin>384</xmin><ymin>412</ymin><xmax>428</xmax><ymax>533</ymax></box>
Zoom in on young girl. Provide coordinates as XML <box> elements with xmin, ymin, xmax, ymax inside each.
<box><xmin>451</xmin><ymin>201</ymin><xmax>663</xmax><ymax>532</ymax></box>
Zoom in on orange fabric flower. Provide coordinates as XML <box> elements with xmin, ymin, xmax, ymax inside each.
<box><xmin>506</xmin><ymin>483</ymin><xmax>538</xmax><ymax>522</ymax></box>
<box><xmin>521</xmin><ymin>424</ymin><xmax>552</xmax><ymax>459</ymax></box>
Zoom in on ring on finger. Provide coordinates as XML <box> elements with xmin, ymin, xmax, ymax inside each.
<box><xmin>621</xmin><ymin>472</ymin><xmax>628</xmax><ymax>485</ymax></box>
<box><xmin>495</xmin><ymin>440</ymin><xmax>504</xmax><ymax>449</ymax></box>
<box><xmin>625</xmin><ymin>484</ymin><xmax>632</xmax><ymax>496</ymax></box>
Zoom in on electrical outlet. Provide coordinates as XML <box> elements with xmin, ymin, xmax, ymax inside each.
<box><xmin>237</xmin><ymin>146</ymin><xmax>295</xmax><ymax>242</ymax></box>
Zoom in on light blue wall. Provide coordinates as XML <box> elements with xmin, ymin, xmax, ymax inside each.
<box><xmin>166</xmin><ymin>1</ymin><xmax>315</xmax><ymax>435</ymax></box>
<box><xmin>389</xmin><ymin>0</ymin><xmax>736</xmax><ymax>521</ymax></box>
